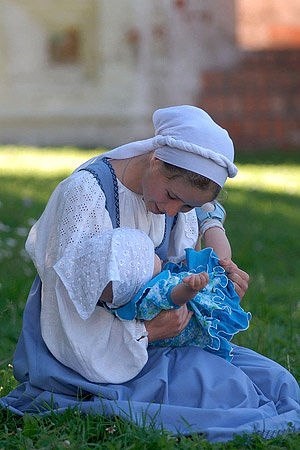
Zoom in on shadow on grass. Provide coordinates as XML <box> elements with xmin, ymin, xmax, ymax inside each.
<box><xmin>235</xmin><ymin>150</ymin><xmax>300</xmax><ymax>165</ymax></box>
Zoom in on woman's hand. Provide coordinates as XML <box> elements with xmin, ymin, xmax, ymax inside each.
<box><xmin>144</xmin><ymin>305</ymin><xmax>193</xmax><ymax>342</ymax></box>
<box><xmin>219</xmin><ymin>258</ymin><xmax>250</xmax><ymax>299</ymax></box>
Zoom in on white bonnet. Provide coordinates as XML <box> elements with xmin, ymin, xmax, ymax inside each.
<box><xmin>153</xmin><ymin>105</ymin><xmax>237</xmax><ymax>187</ymax></box>
<box><xmin>83</xmin><ymin>105</ymin><xmax>238</xmax><ymax>188</ymax></box>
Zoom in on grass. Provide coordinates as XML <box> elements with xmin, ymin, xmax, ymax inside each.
<box><xmin>1</xmin><ymin>407</ymin><xmax>298</xmax><ymax>450</ymax></box>
<box><xmin>0</xmin><ymin>146</ymin><xmax>299</xmax><ymax>448</ymax></box>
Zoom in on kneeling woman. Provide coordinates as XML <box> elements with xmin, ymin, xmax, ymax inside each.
<box><xmin>1</xmin><ymin>105</ymin><xmax>299</xmax><ymax>442</ymax></box>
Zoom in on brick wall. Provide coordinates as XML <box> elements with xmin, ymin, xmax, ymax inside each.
<box><xmin>199</xmin><ymin>49</ymin><xmax>300</xmax><ymax>151</ymax></box>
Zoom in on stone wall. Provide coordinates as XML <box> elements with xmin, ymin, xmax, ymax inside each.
<box><xmin>0</xmin><ymin>0</ymin><xmax>298</xmax><ymax>149</ymax></box>
<box><xmin>0</xmin><ymin>0</ymin><xmax>238</xmax><ymax>147</ymax></box>
<box><xmin>0</xmin><ymin>0</ymin><xmax>154</xmax><ymax>147</ymax></box>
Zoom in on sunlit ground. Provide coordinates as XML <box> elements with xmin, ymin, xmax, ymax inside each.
<box><xmin>227</xmin><ymin>165</ymin><xmax>300</xmax><ymax>196</ymax></box>
<box><xmin>1</xmin><ymin>146</ymin><xmax>299</xmax><ymax>195</ymax></box>
<box><xmin>0</xmin><ymin>146</ymin><xmax>101</xmax><ymax>176</ymax></box>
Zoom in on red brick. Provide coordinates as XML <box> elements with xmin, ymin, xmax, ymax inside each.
<box><xmin>198</xmin><ymin>49</ymin><xmax>300</xmax><ymax>149</ymax></box>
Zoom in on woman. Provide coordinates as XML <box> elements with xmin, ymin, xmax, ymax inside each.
<box><xmin>1</xmin><ymin>105</ymin><xmax>299</xmax><ymax>442</ymax></box>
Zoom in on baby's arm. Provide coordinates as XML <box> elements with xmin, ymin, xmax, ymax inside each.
<box><xmin>170</xmin><ymin>272</ymin><xmax>209</xmax><ymax>306</ymax></box>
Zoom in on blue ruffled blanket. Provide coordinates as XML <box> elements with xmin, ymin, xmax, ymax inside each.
<box><xmin>112</xmin><ymin>247</ymin><xmax>251</xmax><ymax>361</ymax></box>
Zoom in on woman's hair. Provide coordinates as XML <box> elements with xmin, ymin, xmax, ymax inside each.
<box><xmin>161</xmin><ymin>161</ymin><xmax>221</xmax><ymax>199</ymax></box>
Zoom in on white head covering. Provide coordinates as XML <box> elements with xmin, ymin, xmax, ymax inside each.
<box><xmin>98</xmin><ymin>105</ymin><xmax>237</xmax><ymax>187</ymax></box>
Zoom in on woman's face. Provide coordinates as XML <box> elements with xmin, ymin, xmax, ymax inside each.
<box><xmin>142</xmin><ymin>158</ymin><xmax>215</xmax><ymax>216</ymax></box>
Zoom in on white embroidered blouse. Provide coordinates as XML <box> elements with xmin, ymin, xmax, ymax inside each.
<box><xmin>25</xmin><ymin>169</ymin><xmax>199</xmax><ymax>384</ymax></box>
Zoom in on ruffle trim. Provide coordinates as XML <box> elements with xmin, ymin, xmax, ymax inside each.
<box><xmin>113</xmin><ymin>247</ymin><xmax>251</xmax><ymax>361</ymax></box>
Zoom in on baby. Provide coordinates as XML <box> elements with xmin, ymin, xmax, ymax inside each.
<box><xmin>94</xmin><ymin>226</ymin><xmax>251</xmax><ymax>362</ymax></box>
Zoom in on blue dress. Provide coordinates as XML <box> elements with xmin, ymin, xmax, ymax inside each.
<box><xmin>1</xmin><ymin>276</ymin><xmax>299</xmax><ymax>442</ymax></box>
<box><xmin>113</xmin><ymin>247</ymin><xmax>251</xmax><ymax>361</ymax></box>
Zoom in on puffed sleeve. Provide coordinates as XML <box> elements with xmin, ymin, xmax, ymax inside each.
<box><xmin>46</xmin><ymin>278</ymin><xmax>149</xmax><ymax>383</ymax></box>
<box><xmin>25</xmin><ymin>170</ymin><xmax>150</xmax><ymax>383</ymax></box>
<box><xmin>53</xmin><ymin>228</ymin><xmax>155</xmax><ymax>319</ymax></box>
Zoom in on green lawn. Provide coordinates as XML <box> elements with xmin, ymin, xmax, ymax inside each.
<box><xmin>0</xmin><ymin>147</ymin><xmax>299</xmax><ymax>449</ymax></box>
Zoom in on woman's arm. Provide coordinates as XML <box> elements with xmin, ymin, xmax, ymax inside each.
<box><xmin>199</xmin><ymin>227</ymin><xmax>232</xmax><ymax>260</ymax></box>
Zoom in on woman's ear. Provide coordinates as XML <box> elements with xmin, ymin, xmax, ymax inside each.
<box><xmin>150</xmin><ymin>155</ymin><xmax>163</xmax><ymax>172</ymax></box>
<box><xmin>149</xmin><ymin>153</ymin><xmax>157</xmax><ymax>167</ymax></box>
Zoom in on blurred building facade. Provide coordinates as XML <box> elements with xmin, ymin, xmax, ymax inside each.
<box><xmin>0</xmin><ymin>0</ymin><xmax>299</xmax><ymax>150</ymax></box>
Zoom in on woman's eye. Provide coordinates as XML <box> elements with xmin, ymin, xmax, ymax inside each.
<box><xmin>167</xmin><ymin>191</ymin><xmax>176</xmax><ymax>200</ymax></box>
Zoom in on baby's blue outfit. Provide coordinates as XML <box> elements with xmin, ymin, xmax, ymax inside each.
<box><xmin>113</xmin><ymin>247</ymin><xmax>251</xmax><ymax>361</ymax></box>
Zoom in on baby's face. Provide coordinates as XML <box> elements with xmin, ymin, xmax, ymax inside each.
<box><xmin>153</xmin><ymin>254</ymin><xmax>162</xmax><ymax>276</ymax></box>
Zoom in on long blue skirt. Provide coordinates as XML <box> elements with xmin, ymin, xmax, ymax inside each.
<box><xmin>1</xmin><ymin>277</ymin><xmax>299</xmax><ymax>442</ymax></box>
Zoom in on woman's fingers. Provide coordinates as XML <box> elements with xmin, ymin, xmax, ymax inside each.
<box><xmin>179</xmin><ymin>307</ymin><xmax>194</xmax><ymax>331</ymax></box>
<box><xmin>144</xmin><ymin>305</ymin><xmax>193</xmax><ymax>342</ymax></box>
<box><xmin>219</xmin><ymin>258</ymin><xmax>250</xmax><ymax>299</ymax></box>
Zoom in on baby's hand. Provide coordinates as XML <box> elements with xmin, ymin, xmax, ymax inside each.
<box><xmin>182</xmin><ymin>272</ymin><xmax>209</xmax><ymax>292</ymax></box>
<box><xmin>170</xmin><ymin>272</ymin><xmax>209</xmax><ymax>306</ymax></box>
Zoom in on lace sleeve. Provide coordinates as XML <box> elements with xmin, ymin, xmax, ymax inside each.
<box><xmin>168</xmin><ymin>209</ymin><xmax>199</xmax><ymax>262</ymax></box>
<box><xmin>49</xmin><ymin>172</ymin><xmax>155</xmax><ymax>319</ymax></box>
<box><xmin>25</xmin><ymin>170</ymin><xmax>113</xmax><ymax>275</ymax></box>
<box><xmin>57</xmin><ymin>170</ymin><xmax>112</xmax><ymax>250</ymax></box>
<box><xmin>54</xmin><ymin>228</ymin><xmax>155</xmax><ymax>320</ymax></box>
